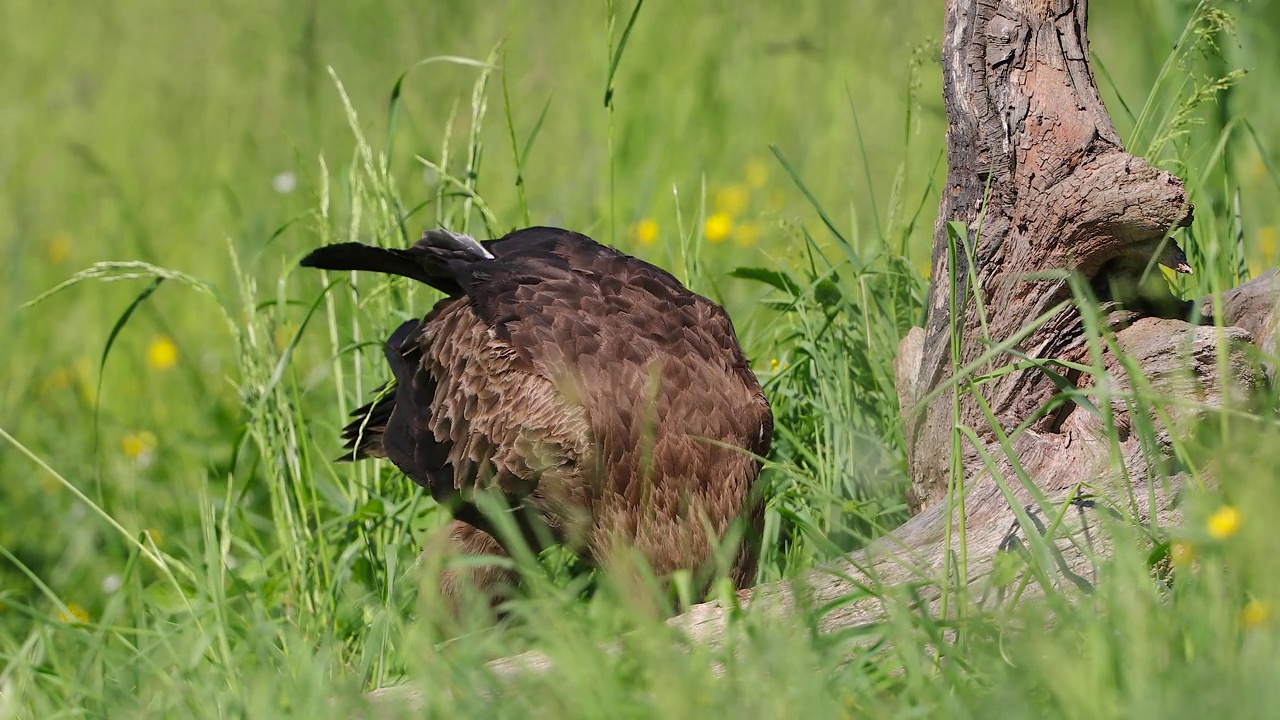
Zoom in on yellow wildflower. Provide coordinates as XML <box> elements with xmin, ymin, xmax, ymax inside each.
<box><xmin>631</xmin><ymin>218</ymin><xmax>659</xmax><ymax>245</ymax></box>
<box><xmin>147</xmin><ymin>336</ymin><xmax>179</xmax><ymax>370</ymax></box>
<box><xmin>120</xmin><ymin>431</ymin><xmax>157</xmax><ymax>462</ymax></box>
<box><xmin>1260</xmin><ymin>226</ymin><xmax>1276</xmax><ymax>262</ymax></box>
<box><xmin>43</xmin><ymin>368</ymin><xmax>73</xmax><ymax>393</ymax></box>
<box><xmin>734</xmin><ymin>222</ymin><xmax>760</xmax><ymax>247</ymax></box>
<box><xmin>1242</xmin><ymin>599</ymin><xmax>1271</xmax><ymax>629</ymax></box>
<box><xmin>45</xmin><ymin>233</ymin><xmax>71</xmax><ymax>264</ymax></box>
<box><xmin>1207</xmin><ymin>505</ymin><xmax>1240</xmax><ymax>540</ymax></box>
<box><xmin>745</xmin><ymin>160</ymin><xmax>769</xmax><ymax>189</ymax></box>
<box><xmin>770</xmin><ymin>358</ymin><xmax>780</xmax><ymax>372</ymax></box>
<box><xmin>1169</xmin><ymin>541</ymin><xmax>1194</xmax><ymax>565</ymax></box>
<box><xmin>274</xmin><ymin>323</ymin><xmax>298</xmax><ymax>353</ymax></box>
<box><xmin>58</xmin><ymin>603</ymin><xmax>89</xmax><ymax>624</ymax></box>
<box><xmin>714</xmin><ymin>185</ymin><xmax>750</xmax><ymax>217</ymax></box>
<box><xmin>704</xmin><ymin>213</ymin><xmax>733</xmax><ymax>243</ymax></box>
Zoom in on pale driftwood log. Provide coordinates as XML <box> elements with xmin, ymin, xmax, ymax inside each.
<box><xmin>1204</xmin><ymin>269</ymin><xmax>1280</xmax><ymax>382</ymax></box>
<box><xmin>368</xmin><ymin>0</ymin><xmax>1276</xmax><ymax>706</ymax></box>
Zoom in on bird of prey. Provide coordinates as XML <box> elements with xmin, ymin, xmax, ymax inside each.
<box><xmin>301</xmin><ymin>226</ymin><xmax>773</xmax><ymax>610</ymax></box>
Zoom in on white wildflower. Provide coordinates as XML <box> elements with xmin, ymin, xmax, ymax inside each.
<box><xmin>272</xmin><ymin>171</ymin><xmax>297</xmax><ymax>194</ymax></box>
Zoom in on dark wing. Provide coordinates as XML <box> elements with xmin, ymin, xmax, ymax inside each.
<box><xmin>337</xmin><ymin>319</ymin><xmax>423</xmax><ymax>461</ymax></box>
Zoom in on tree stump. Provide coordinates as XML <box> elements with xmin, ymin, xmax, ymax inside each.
<box><xmin>900</xmin><ymin>0</ymin><xmax>1203</xmax><ymax>513</ymax></box>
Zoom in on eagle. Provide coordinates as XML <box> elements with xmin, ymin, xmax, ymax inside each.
<box><xmin>301</xmin><ymin>226</ymin><xmax>773</xmax><ymax>610</ymax></box>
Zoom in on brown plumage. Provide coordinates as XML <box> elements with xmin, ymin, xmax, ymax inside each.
<box><xmin>301</xmin><ymin>226</ymin><xmax>772</xmax><ymax>608</ymax></box>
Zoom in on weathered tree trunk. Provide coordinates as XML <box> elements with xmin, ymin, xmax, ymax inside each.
<box><xmin>900</xmin><ymin>0</ymin><xmax>1199</xmax><ymax>512</ymax></box>
<box><xmin>370</xmin><ymin>0</ymin><xmax>1278</xmax><ymax>702</ymax></box>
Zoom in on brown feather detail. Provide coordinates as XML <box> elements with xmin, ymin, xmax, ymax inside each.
<box><xmin>311</xmin><ymin>226</ymin><xmax>773</xmax><ymax>603</ymax></box>
<box><xmin>418</xmin><ymin>299</ymin><xmax>594</xmax><ymax>520</ymax></box>
<box><xmin>473</xmin><ymin>231</ymin><xmax>772</xmax><ymax>579</ymax></box>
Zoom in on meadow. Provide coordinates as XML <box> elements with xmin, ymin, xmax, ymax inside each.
<box><xmin>4</xmin><ymin>0</ymin><xmax>1280</xmax><ymax>716</ymax></box>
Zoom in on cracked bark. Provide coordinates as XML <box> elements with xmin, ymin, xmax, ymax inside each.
<box><xmin>903</xmin><ymin>0</ymin><xmax>1198</xmax><ymax>513</ymax></box>
<box><xmin>369</xmin><ymin>0</ymin><xmax>1276</xmax><ymax>703</ymax></box>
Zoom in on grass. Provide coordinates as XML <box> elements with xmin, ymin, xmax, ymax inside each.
<box><xmin>4</xmin><ymin>0</ymin><xmax>1280</xmax><ymax>716</ymax></box>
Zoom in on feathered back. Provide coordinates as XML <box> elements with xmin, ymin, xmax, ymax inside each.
<box><xmin>304</xmin><ymin>226</ymin><xmax>772</xmax><ymax>586</ymax></box>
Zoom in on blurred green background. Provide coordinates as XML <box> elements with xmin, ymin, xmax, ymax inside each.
<box><xmin>2</xmin><ymin>0</ymin><xmax>1280</xmax><ymax>703</ymax></box>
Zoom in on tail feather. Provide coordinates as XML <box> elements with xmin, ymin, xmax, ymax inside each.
<box><xmin>299</xmin><ymin>243</ymin><xmax>446</xmax><ymax>288</ymax></box>
<box><xmin>299</xmin><ymin>228</ymin><xmax>494</xmax><ymax>294</ymax></box>
<box><xmin>338</xmin><ymin>387</ymin><xmax>396</xmax><ymax>461</ymax></box>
